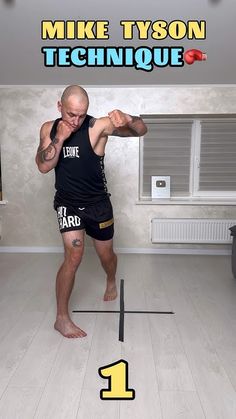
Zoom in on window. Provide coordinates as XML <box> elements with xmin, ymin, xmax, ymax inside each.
<box><xmin>139</xmin><ymin>115</ymin><xmax>236</xmax><ymax>202</ymax></box>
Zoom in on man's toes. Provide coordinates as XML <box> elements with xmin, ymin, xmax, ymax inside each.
<box><xmin>66</xmin><ymin>334</ymin><xmax>74</xmax><ymax>338</ymax></box>
<box><xmin>76</xmin><ymin>328</ymin><xmax>87</xmax><ymax>338</ymax></box>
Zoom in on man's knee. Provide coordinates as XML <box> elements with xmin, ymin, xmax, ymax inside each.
<box><xmin>99</xmin><ymin>249</ymin><xmax>117</xmax><ymax>265</ymax></box>
<box><xmin>65</xmin><ymin>240</ymin><xmax>84</xmax><ymax>269</ymax></box>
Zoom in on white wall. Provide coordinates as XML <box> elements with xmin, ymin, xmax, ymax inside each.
<box><xmin>0</xmin><ymin>86</ymin><xmax>236</xmax><ymax>250</ymax></box>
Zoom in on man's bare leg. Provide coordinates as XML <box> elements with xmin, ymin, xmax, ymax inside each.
<box><xmin>93</xmin><ymin>238</ymin><xmax>117</xmax><ymax>301</ymax></box>
<box><xmin>54</xmin><ymin>230</ymin><xmax>87</xmax><ymax>338</ymax></box>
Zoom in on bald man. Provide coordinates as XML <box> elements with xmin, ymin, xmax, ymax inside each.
<box><xmin>36</xmin><ymin>85</ymin><xmax>147</xmax><ymax>338</ymax></box>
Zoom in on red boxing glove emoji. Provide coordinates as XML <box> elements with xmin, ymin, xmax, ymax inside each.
<box><xmin>184</xmin><ymin>49</ymin><xmax>207</xmax><ymax>65</ymax></box>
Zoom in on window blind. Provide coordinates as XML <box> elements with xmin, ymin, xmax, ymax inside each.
<box><xmin>199</xmin><ymin>120</ymin><xmax>236</xmax><ymax>191</ymax></box>
<box><xmin>141</xmin><ymin>120</ymin><xmax>193</xmax><ymax>198</ymax></box>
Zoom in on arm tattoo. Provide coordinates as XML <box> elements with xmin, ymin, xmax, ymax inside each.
<box><xmin>127</xmin><ymin>115</ymin><xmax>143</xmax><ymax>135</ymax></box>
<box><xmin>111</xmin><ymin>115</ymin><xmax>143</xmax><ymax>137</ymax></box>
<box><xmin>40</xmin><ymin>144</ymin><xmax>56</xmax><ymax>162</ymax></box>
<box><xmin>130</xmin><ymin>115</ymin><xmax>142</xmax><ymax>123</ymax></box>
<box><xmin>111</xmin><ymin>128</ymin><xmax>126</xmax><ymax>137</ymax></box>
<box><xmin>89</xmin><ymin>117</ymin><xmax>97</xmax><ymax>128</ymax></box>
<box><xmin>37</xmin><ymin>144</ymin><xmax>44</xmax><ymax>154</ymax></box>
<box><xmin>38</xmin><ymin>136</ymin><xmax>59</xmax><ymax>163</ymax></box>
<box><xmin>52</xmin><ymin>136</ymin><xmax>60</xmax><ymax>145</ymax></box>
<box><xmin>72</xmin><ymin>238</ymin><xmax>82</xmax><ymax>247</ymax></box>
<box><xmin>112</xmin><ymin>126</ymin><xmax>139</xmax><ymax>137</ymax></box>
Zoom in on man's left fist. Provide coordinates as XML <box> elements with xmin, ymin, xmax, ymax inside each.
<box><xmin>108</xmin><ymin>110</ymin><xmax>132</xmax><ymax>127</ymax></box>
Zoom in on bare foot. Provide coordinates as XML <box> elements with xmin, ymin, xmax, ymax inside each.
<box><xmin>54</xmin><ymin>316</ymin><xmax>87</xmax><ymax>338</ymax></box>
<box><xmin>104</xmin><ymin>279</ymin><xmax>117</xmax><ymax>301</ymax></box>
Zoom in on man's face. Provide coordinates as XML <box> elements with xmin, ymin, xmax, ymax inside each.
<box><xmin>58</xmin><ymin>96</ymin><xmax>88</xmax><ymax>132</ymax></box>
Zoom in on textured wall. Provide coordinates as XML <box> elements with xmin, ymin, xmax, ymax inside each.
<box><xmin>0</xmin><ymin>86</ymin><xmax>236</xmax><ymax>248</ymax></box>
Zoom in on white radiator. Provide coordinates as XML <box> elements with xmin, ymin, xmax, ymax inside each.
<box><xmin>151</xmin><ymin>219</ymin><xmax>236</xmax><ymax>244</ymax></box>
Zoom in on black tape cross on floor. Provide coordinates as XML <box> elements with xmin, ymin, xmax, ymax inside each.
<box><xmin>73</xmin><ymin>279</ymin><xmax>174</xmax><ymax>342</ymax></box>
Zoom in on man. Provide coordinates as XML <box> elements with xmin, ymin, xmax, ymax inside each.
<box><xmin>36</xmin><ymin>85</ymin><xmax>147</xmax><ymax>338</ymax></box>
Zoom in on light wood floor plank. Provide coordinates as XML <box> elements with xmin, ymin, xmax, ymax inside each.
<box><xmin>148</xmin><ymin>315</ymin><xmax>196</xmax><ymax>392</ymax></box>
<box><xmin>159</xmin><ymin>255</ymin><xmax>236</xmax><ymax>419</ymax></box>
<box><xmin>76</xmin><ymin>388</ymin><xmax>120</xmax><ymax>419</ymax></box>
<box><xmin>79</xmin><ymin>312</ymin><xmax>121</xmax><ymax>389</ymax></box>
<box><xmin>180</xmin><ymin>255</ymin><xmax>236</xmax><ymax>391</ymax></box>
<box><xmin>0</xmin><ymin>387</ymin><xmax>43</xmax><ymax>419</ymax></box>
<box><xmin>0</xmin><ymin>310</ymin><xmax>46</xmax><ymax>397</ymax></box>
<box><xmin>33</xmin><ymin>314</ymin><xmax>96</xmax><ymax>419</ymax></box>
<box><xmin>120</xmin><ymin>313</ymin><xmax>162</xmax><ymax>419</ymax></box>
<box><xmin>160</xmin><ymin>390</ymin><xmax>205</xmax><ymax>419</ymax></box>
<box><xmin>0</xmin><ymin>253</ymin><xmax>60</xmax><ymax>341</ymax></box>
<box><xmin>141</xmin><ymin>256</ymin><xmax>197</xmax><ymax>392</ymax></box>
<box><xmin>8</xmin><ymin>309</ymin><xmax>62</xmax><ymax>388</ymax></box>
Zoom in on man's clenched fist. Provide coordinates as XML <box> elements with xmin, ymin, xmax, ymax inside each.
<box><xmin>56</xmin><ymin>120</ymin><xmax>74</xmax><ymax>141</ymax></box>
<box><xmin>108</xmin><ymin>110</ymin><xmax>132</xmax><ymax>128</ymax></box>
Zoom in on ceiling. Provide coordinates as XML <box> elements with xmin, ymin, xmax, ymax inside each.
<box><xmin>0</xmin><ymin>0</ymin><xmax>235</xmax><ymax>85</ymax></box>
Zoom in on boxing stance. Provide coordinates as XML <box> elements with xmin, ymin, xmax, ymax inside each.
<box><xmin>36</xmin><ymin>85</ymin><xmax>147</xmax><ymax>338</ymax></box>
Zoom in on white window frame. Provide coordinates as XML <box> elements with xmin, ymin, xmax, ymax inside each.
<box><xmin>139</xmin><ymin>115</ymin><xmax>236</xmax><ymax>204</ymax></box>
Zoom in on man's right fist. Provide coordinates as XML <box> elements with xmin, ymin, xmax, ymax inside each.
<box><xmin>56</xmin><ymin>120</ymin><xmax>74</xmax><ymax>141</ymax></box>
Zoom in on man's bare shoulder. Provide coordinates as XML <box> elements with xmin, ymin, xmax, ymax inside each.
<box><xmin>40</xmin><ymin>120</ymin><xmax>54</xmax><ymax>132</ymax></box>
<box><xmin>89</xmin><ymin>116</ymin><xmax>110</xmax><ymax>127</ymax></box>
<box><xmin>40</xmin><ymin>120</ymin><xmax>55</xmax><ymax>138</ymax></box>
<box><xmin>88</xmin><ymin>116</ymin><xmax>111</xmax><ymax>137</ymax></box>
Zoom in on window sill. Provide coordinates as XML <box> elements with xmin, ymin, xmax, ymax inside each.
<box><xmin>136</xmin><ymin>199</ymin><xmax>236</xmax><ymax>206</ymax></box>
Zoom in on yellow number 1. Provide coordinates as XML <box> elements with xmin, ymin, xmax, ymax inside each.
<box><xmin>99</xmin><ymin>359</ymin><xmax>135</xmax><ymax>400</ymax></box>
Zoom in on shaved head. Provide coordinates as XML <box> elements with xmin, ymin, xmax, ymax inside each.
<box><xmin>61</xmin><ymin>85</ymin><xmax>89</xmax><ymax>106</ymax></box>
<box><xmin>58</xmin><ymin>85</ymin><xmax>89</xmax><ymax>132</ymax></box>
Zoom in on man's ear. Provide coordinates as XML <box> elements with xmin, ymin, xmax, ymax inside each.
<box><xmin>57</xmin><ymin>101</ymin><xmax>62</xmax><ymax>112</ymax></box>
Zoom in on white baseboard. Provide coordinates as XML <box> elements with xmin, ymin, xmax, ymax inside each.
<box><xmin>0</xmin><ymin>246</ymin><xmax>64</xmax><ymax>253</ymax></box>
<box><xmin>115</xmin><ymin>247</ymin><xmax>231</xmax><ymax>255</ymax></box>
<box><xmin>0</xmin><ymin>246</ymin><xmax>232</xmax><ymax>255</ymax></box>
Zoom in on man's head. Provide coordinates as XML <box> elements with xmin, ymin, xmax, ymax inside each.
<box><xmin>58</xmin><ymin>85</ymin><xmax>89</xmax><ymax>132</ymax></box>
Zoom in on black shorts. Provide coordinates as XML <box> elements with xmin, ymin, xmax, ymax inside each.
<box><xmin>55</xmin><ymin>198</ymin><xmax>114</xmax><ymax>241</ymax></box>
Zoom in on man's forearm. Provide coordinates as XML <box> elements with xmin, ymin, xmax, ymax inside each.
<box><xmin>126</xmin><ymin>115</ymin><xmax>147</xmax><ymax>136</ymax></box>
<box><xmin>111</xmin><ymin>115</ymin><xmax>147</xmax><ymax>137</ymax></box>
<box><xmin>36</xmin><ymin>136</ymin><xmax>64</xmax><ymax>173</ymax></box>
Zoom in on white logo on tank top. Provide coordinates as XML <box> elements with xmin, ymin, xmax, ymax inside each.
<box><xmin>63</xmin><ymin>146</ymin><xmax>80</xmax><ymax>159</ymax></box>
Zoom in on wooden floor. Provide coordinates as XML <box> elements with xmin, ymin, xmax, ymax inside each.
<box><xmin>0</xmin><ymin>252</ymin><xmax>236</xmax><ymax>418</ymax></box>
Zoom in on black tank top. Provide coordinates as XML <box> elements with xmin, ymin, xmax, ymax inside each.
<box><xmin>51</xmin><ymin>115</ymin><xmax>109</xmax><ymax>206</ymax></box>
